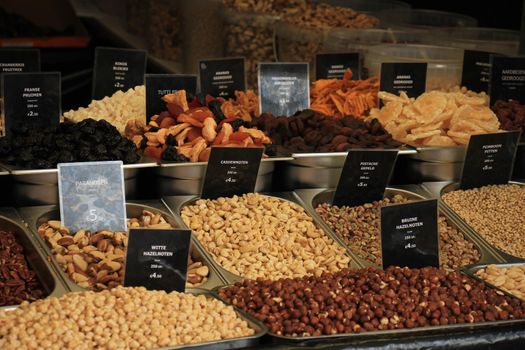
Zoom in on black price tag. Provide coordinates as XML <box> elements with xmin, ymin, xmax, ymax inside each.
<box><xmin>333</xmin><ymin>149</ymin><xmax>398</xmax><ymax>207</ymax></box>
<box><xmin>489</xmin><ymin>56</ymin><xmax>525</xmax><ymax>106</ymax></box>
<box><xmin>145</xmin><ymin>74</ymin><xmax>197</xmax><ymax>121</ymax></box>
<box><xmin>259</xmin><ymin>62</ymin><xmax>310</xmax><ymax>117</ymax></box>
<box><xmin>92</xmin><ymin>47</ymin><xmax>147</xmax><ymax>100</ymax></box>
<box><xmin>58</xmin><ymin>161</ymin><xmax>127</xmax><ymax>232</ymax></box>
<box><xmin>201</xmin><ymin>147</ymin><xmax>263</xmax><ymax>200</ymax></box>
<box><xmin>380</xmin><ymin>199</ymin><xmax>439</xmax><ymax>269</ymax></box>
<box><xmin>199</xmin><ymin>57</ymin><xmax>245</xmax><ymax>99</ymax></box>
<box><xmin>315</xmin><ymin>53</ymin><xmax>360</xmax><ymax>80</ymax></box>
<box><xmin>0</xmin><ymin>49</ymin><xmax>40</xmax><ymax>76</ymax></box>
<box><xmin>2</xmin><ymin>72</ymin><xmax>60</xmax><ymax>136</ymax></box>
<box><xmin>460</xmin><ymin>131</ymin><xmax>521</xmax><ymax>190</ymax></box>
<box><xmin>380</xmin><ymin>63</ymin><xmax>427</xmax><ymax>98</ymax></box>
<box><xmin>461</xmin><ymin>50</ymin><xmax>498</xmax><ymax>93</ymax></box>
<box><xmin>124</xmin><ymin>228</ymin><xmax>191</xmax><ymax>293</ymax></box>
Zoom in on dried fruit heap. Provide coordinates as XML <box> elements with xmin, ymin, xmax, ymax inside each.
<box><xmin>492</xmin><ymin>99</ymin><xmax>525</xmax><ymax>140</ymax></box>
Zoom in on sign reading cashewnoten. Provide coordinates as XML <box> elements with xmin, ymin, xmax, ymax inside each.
<box><xmin>58</xmin><ymin>161</ymin><xmax>127</xmax><ymax>232</ymax></box>
<box><xmin>2</xmin><ymin>72</ymin><xmax>60</xmax><ymax>136</ymax></box>
<box><xmin>489</xmin><ymin>56</ymin><xmax>525</xmax><ymax>106</ymax></box>
<box><xmin>199</xmin><ymin>57</ymin><xmax>245</xmax><ymax>99</ymax></box>
<box><xmin>145</xmin><ymin>74</ymin><xmax>197</xmax><ymax>121</ymax></box>
<box><xmin>333</xmin><ymin>149</ymin><xmax>398</xmax><ymax>207</ymax></box>
<box><xmin>124</xmin><ymin>228</ymin><xmax>191</xmax><ymax>292</ymax></box>
<box><xmin>92</xmin><ymin>47</ymin><xmax>147</xmax><ymax>100</ymax></box>
<box><xmin>380</xmin><ymin>199</ymin><xmax>439</xmax><ymax>269</ymax></box>
<box><xmin>259</xmin><ymin>62</ymin><xmax>309</xmax><ymax>117</ymax></box>
<box><xmin>460</xmin><ymin>131</ymin><xmax>521</xmax><ymax>190</ymax></box>
<box><xmin>315</xmin><ymin>52</ymin><xmax>360</xmax><ymax>80</ymax></box>
<box><xmin>201</xmin><ymin>146</ymin><xmax>264</xmax><ymax>200</ymax></box>
<box><xmin>380</xmin><ymin>62</ymin><xmax>427</xmax><ymax>98</ymax></box>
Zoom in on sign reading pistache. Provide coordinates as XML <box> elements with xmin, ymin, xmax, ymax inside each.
<box><xmin>2</xmin><ymin>72</ymin><xmax>60</xmax><ymax>136</ymax></box>
<box><xmin>199</xmin><ymin>57</ymin><xmax>245</xmax><ymax>99</ymax></box>
<box><xmin>489</xmin><ymin>56</ymin><xmax>525</xmax><ymax>106</ymax></box>
<box><xmin>92</xmin><ymin>47</ymin><xmax>147</xmax><ymax>100</ymax></box>
<box><xmin>380</xmin><ymin>199</ymin><xmax>440</xmax><ymax>269</ymax></box>
<box><xmin>315</xmin><ymin>52</ymin><xmax>361</xmax><ymax>80</ymax></box>
<box><xmin>333</xmin><ymin>149</ymin><xmax>398</xmax><ymax>207</ymax></box>
<box><xmin>0</xmin><ymin>49</ymin><xmax>40</xmax><ymax>76</ymax></box>
<box><xmin>201</xmin><ymin>146</ymin><xmax>263</xmax><ymax>200</ymax></box>
<box><xmin>460</xmin><ymin>131</ymin><xmax>521</xmax><ymax>190</ymax></box>
<box><xmin>380</xmin><ymin>62</ymin><xmax>427</xmax><ymax>99</ymax></box>
<box><xmin>58</xmin><ymin>161</ymin><xmax>127</xmax><ymax>233</ymax></box>
<box><xmin>145</xmin><ymin>74</ymin><xmax>197</xmax><ymax>121</ymax></box>
<box><xmin>259</xmin><ymin>62</ymin><xmax>309</xmax><ymax>117</ymax></box>
<box><xmin>124</xmin><ymin>228</ymin><xmax>191</xmax><ymax>293</ymax></box>
<box><xmin>461</xmin><ymin>50</ymin><xmax>499</xmax><ymax>94</ymax></box>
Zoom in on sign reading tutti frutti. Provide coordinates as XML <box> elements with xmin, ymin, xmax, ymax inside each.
<box><xmin>58</xmin><ymin>161</ymin><xmax>127</xmax><ymax>232</ymax></box>
<box><xmin>92</xmin><ymin>47</ymin><xmax>147</xmax><ymax>100</ymax></box>
<box><xmin>145</xmin><ymin>74</ymin><xmax>197</xmax><ymax>121</ymax></box>
<box><xmin>199</xmin><ymin>57</ymin><xmax>245</xmax><ymax>99</ymax></box>
<box><xmin>380</xmin><ymin>199</ymin><xmax>439</xmax><ymax>269</ymax></box>
<box><xmin>460</xmin><ymin>131</ymin><xmax>521</xmax><ymax>190</ymax></box>
<box><xmin>124</xmin><ymin>228</ymin><xmax>191</xmax><ymax>293</ymax></box>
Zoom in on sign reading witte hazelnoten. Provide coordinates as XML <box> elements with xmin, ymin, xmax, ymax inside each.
<box><xmin>58</xmin><ymin>161</ymin><xmax>127</xmax><ymax>232</ymax></box>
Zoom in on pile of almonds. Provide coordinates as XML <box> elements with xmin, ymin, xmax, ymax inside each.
<box><xmin>38</xmin><ymin>210</ymin><xmax>209</xmax><ymax>291</ymax></box>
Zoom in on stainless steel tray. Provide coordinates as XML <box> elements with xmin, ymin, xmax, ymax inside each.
<box><xmin>162</xmin><ymin>192</ymin><xmax>364</xmax><ymax>285</ymax></box>
<box><xmin>408</xmin><ymin>146</ymin><xmax>466</xmax><ymax>162</ymax></box>
<box><xmin>0</xmin><ymin>207</ymin><xmax>68</xmax><ymax>311</ymax></box>
<box><xmin>462</xmin><ymin>263</ymin><xmax>525</xmax><ymax>302</ymax></box>
<box><xmin>212</xmin><ymin>274</ymin><xmax>525</xmax><ymax>343</ymax></box>
<box><xmin>293</xmin><ymin>186</ymin><xmax>502</xmax><ymax>269</ymax></box>
<box><xmin>289</xmin><ymin>149</ymin><xmax>417</xmax><ymax>168</ymax></box>
<box><xmin>438</xmin><ymin>181</ymin><xmax>525</xmax><ymax>264</ymax></box>
<box><xmin>17</xmin><ymin>201</ymin><xmax>227</xmax><ymax>293</ymax></box>
<box><xmin>156</xmin><ymin>288</ymin><xmax>267</xmax><ymax>350</ymax></box>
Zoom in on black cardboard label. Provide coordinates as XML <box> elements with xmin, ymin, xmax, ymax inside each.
<box><xmin>461</xmin><ymin>50</ymin><xmax>498</xmax><ymax>93</ymax></box>
<box><xmin>259</xmin><ymin>62</ymin><xmax>309</xmax><ymax>117</ymax></box>
<box><xmin>201</xmin><ymin>147</ymin><xmax>263</xmax><ymax>200</ymax></box>
<box><xmin>460</xmin><ymin>131</ymin><xmax>521</xmax><ymax>190</ymax></box>
<box><xmin>380</xmin><ymin>62</ymin><xmax>427</xmax><ymax>98</ymax></box>
<box><xmin>145</xmin><ymin>74</ymin><xmax>197</xmax><ymax>121</ymax></box>
<box><xmin>380</xmin><ymin>199</ymin><xmax>439</xmax><ymax>269</ymax></box>
<box><xmin>333</xmin><ymin>149</ymin><xmax>398</xmax><ymax>207</ymax></box>
<box><xmin>489</xmin><ymin>56</ymin><xmax>525</xmax><ymax>106</ymax></box>
<box><xmin>315</xmin><ymin>53</ymin><xmax>360</xmax><ymax>80</ymax></box>
<box><xmin>0</xmin><ymin>49</ymin><xmax>40</xmax><ymax>76</ymax></box>
<box><xmin>58</xmin><ymin>161</ymin><xmax>127</xmax><ymax>232</ymax></box>
<box><xmin>92</xmin><ymin>47</ymin><xmax>147</xmax><ymax>100</ymax></box>
<box><xmin>2</xmin><ymin>72</ymin><xmax>60</xmax><ymax>136</ymax></box>
<box><xmin>124</xmin><ymin>228</ymin><xmax>191</xmax><ymax>293</ymax></box>
<box><xmin>199</xmin><ymin>57</ymin><xmax>245</xmax><ymax>99</ymax></box>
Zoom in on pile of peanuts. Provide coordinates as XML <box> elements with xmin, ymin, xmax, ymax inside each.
<box><xmin>476</xmin><ymin>264</ymin><xmax>525</xmax><ymax>300</ymax></box>
<box><xmin>442</xmin><ymin>184</ymin><xmax>525</xmax><ymax>259</ymax></box>
<box><xmin>315</xmin><ymin>195</ymin><xmax>480</xmax><ymax>269</ymax></box>
<box><xmin>0</xmin><ymin>286</ymin><xmax>255</xmax><ymax>349</ymax></box>
<box><xmin>219</xmin><ymin>266</ymin><xmax>525</xmax><ymax>337</ymax></box>
<box><xmin>0</xmin><ymin>230</ymin><xmax>44</xmax><ymax>306</ymax></box>
<box><xmin>181</xmin><ymin>193</ymin><xmax>351</xmax><ymax>280</ymax></box>
<box><xmin>38</xmin><ymin>210</ymin><xmax>209</xmax><ymax>291</ymax></box>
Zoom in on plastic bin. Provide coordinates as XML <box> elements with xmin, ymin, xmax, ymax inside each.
<box><xmin>125</xmin><ymin>0</ymin><xmax>148</xmax><ymax>37</ymax></box>
<box><xmin>433</xmin><ymin>27</ymin><xmax>519</xmax><ymax>56</ymax></box>
<box><xmin>364</xmin><ymin>44</ymin><xmax>463</xmax><ymax>91</ymax></box>
<box><xmin>377</xmin><ymin>9</ymin><xmax>478</xmax><ymax>29</ymax></box>
<box><xmin>147</xmin><ymin>0</ymin><xmax>182</xmax><ymax>63</ymax></box>
<box><xmin>222</xmin><ymin>8</ymin><xmax>279</xmax><ymax>90</ymax></box>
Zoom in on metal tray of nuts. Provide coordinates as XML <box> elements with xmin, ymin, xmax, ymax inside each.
<box><xmin>293</xmin><ymin>186</ymin><xmax>502</xmax><ymax>269</ymax></box>
<box><xmin>162</xmin><ymin>192</ymin><xmax>364</xmax><ymax>285</ymax></box>
<box><xmin>155</xmin><ymin>288</ymin><xmax>267</xmax><ymax>350</ymax></box>
<box><xmin>462</xmin><ymin>263</ymin><xmax>525</xmax><ymax>303</ymax></box>
<box><xmin>438</xmin><ymin>181</ymin><xmax>525</xmax><ymax>264</ymax></box>
<box><xmin>17</xmin><ymin>201</ymin><xmax>227</xmax><ymax>293</ymax></box>
<box><xmin>0</xmin><ymin>207</ymin><xmax>68</xmax><ymax>310</ymax></box>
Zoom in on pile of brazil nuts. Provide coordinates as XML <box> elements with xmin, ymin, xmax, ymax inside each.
<box><xmin>476</xmin><ymin>264</ymin><xmax>525</xmax><ymax>300</ymax></box>
<box><xmin>181</xmin><ymin>193</ymin><xmax>351</xmax><ymax>280</ymax></box>
<box><xmin>315</xmin><ymin>195</ymin><xmax>480</xmax><ymax>269</ymax></box>
<box><xmin>219</xmin><ymin>266</ymin><xmax>525</xmax><ymax>337</ymax></box>
<box><xmin>0</xmin><ymin>230</ymin><xmax>45</xmax><ymax>306</ymax></box>
<box><xmin>442</xmin><ymin>184</ymin><xmax>525</xmax><ymax>259</ymax></box>
<box><xmin>38</xmin><ymin>210</ymin><xmax>209</xmax><ymax>291</ymax></box>
<box><xmin>0</xmin><ymin>286</ymin><xmax>254</xmax><ymax>349</ymax></box>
